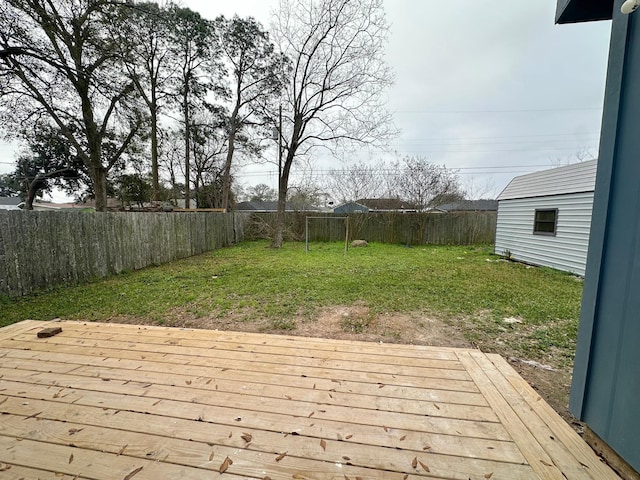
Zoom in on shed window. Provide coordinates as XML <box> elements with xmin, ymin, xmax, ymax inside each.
<box><xmin>534</xmin><ymin>209</ymin><xmax>558</xmax><ymax>235</ymax></box>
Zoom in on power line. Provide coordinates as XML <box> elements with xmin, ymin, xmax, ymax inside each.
<box><xmin>408</xmin><ymin>132</ymin><xmax>599</xmax><ymax>140</ymax></box>
<box><xmin>393</xmin><ymin>107</ymin><xmax>602</xmax><ymax>114</ymax></box>
<box><xmin>386</xmin><ymin>146</ymin><xmax>597</xmax><ymax>154</ymax></box>
<box><xmin>390</xmin><ymin>138</ymin><xmax>598</xmax><ymax>147</ymax></box>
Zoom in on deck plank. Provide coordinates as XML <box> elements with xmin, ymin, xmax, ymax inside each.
<box><xmin>0</xmin><ymin>319</ymin><xmax>44</xmax><ymax>341</ymax></box>
<box><xmin>4</xmin><ymin>338</ymin><xmax>478</xmax><ymax>392</ymax></box>
<box><xmin>1</xmin><ymin>464</ymin><xmax>93</xmax><ymax>480</ymax></box>
<box><xmin>457</xmin><ymin>351</ymin><xmax>566</xmax><ymax>480</ymax></box>
<box><xmin>8</xmin><ymin>332</ymin><xmax>472</xmax><ymax>381</ymax></box>
<box><xmin>0</xmin><ymin>414</ymin><xmax>535</xmax><ymax>480</ymax></box>
<box><xmin>57</xmin><ymin>320</ymin><xmax>465</xmax><ymax>358</ymax></box>
<box><xmin>0</xmin><ymin>368</ymin><xmax>509</xmax><ymax>440</ymax></box>
<box><xmin>44</xmin><ymin>326</ymin><xmax>467</xmax><ymax>369</ymax></box>
<box><xmin>0</xmin><ymin>320</ymin><xmax>622</xmax><ymax>480</ymax></box>
<box><xmin>0</xmin><ymin>396</ymin><xmax>526</xmax><ymax>464</ymax></box>
<box><xmin>0</xmin><ymin>356</ymin><xmax>498</xmax><ymax>421</ymax></box>
<box><xmin>486</xmin><ymin>353</ymin><xmax>621</xmax><ymax>480</ymax></box>
<box><xmin>0</xmin><ymin>347</ymin><xmax>487</xmax><ymax>405</ymax></box>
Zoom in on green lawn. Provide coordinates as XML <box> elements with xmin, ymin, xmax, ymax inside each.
<box><xmin>0</xmin><ymin>241</ymin><xmax>583</xmax><ymax>366</ymax></box>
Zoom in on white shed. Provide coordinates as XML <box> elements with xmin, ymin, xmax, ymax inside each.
<box><xmin>495</xmin><ymin>160</ymin><xmax>597</xmax><ymax>276</ymax></box>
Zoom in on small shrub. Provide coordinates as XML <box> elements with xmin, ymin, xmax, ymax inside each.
<box><xmin>270</xmin><ymin>318</ymin><xmax>296</xmax><ymax>331</ymax></box>
<box><xmin>340</xmin><ymin>317</ymin><xmax>371</xmax><ymax>334</ymax></box>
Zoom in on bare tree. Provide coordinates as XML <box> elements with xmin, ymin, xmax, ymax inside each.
<box><xmin>269</xmin><ymin>0</ymin><xmax>395</xmax><ymax>247</ymax></box>
<box><xmin>0</xmin><ymin>0</ymin><xmax>145</xmax><ymax>211</ymax></box>
<box><xmin>549</xmin><ymin>145</ymin><xmax>597</xmax><ymax>167</ymax></box>
<box><xmin>158</xmin><ymin>127</ymin><xmax>185</xmax><ymax>205</ymax></box>
<box><xmin>189</xmin><ymin>111</ymin><xmax>226</xmax><ymax>208</ymax></box>
<box><xmin>462</xmin><ymin>176</ymin><xmax>497</xmax><ymax>200</ymax></box>
<box><xmin>391</xmin><ymin>156</ymin><xmax>463</xmax><ymax>211</ymax></box>
<box><xmin>326</xmin><ymin>160</ymin><xmax>385</xmax><ymax>203</ymax></box>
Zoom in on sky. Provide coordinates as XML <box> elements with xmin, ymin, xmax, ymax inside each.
<box><xmin>0</xmin><ymin>0</ymin><xmax>612</xmax><ymax>201</ymax></box>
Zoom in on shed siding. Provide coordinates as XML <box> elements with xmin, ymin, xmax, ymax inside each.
<box><xmin>498</xmin><ymin>160</ymin><xmax>597</xmax><ymax>200</ymax></box>
<box><xmin>494</xmin><ymin>192</ymin><xmax>594</xmax><ymax>275</ymax></box>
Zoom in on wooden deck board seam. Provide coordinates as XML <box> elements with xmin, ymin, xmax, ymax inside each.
<box><xmin>0</xmin><ymin>348</ymin><xmax>489</xmax><ymax>406</ymax></box>
<box><xmin>56</xmin><ymin>320</ymin><xmax>472</xmax><ymax>354</ymax></box>
<box><xmin>0</xmin><ymin>320</ymin><xmax>45</xmax><ymax>342</ymax></box>
<box><xmin>0</xmin><ymin>362</ymin><xmax>499</xmax><ymax>422</ymax></box>
<box><xmin>0</xmin><ymin>393</ymin><xmax>524</xmax><ymax>465</ymax></box>
<box><xmin>7</xmin><ymin>334</ymin><xmax>472</xmax><ymax>381</ymax></box>
<box><xmin>0</xmin><ymin>410</ymin><xmax>531</xmax><ymax>474</ymax></box>
<box><xmin>1</xmin><ymin>340</ymin><xmax>479</xmax><ymax>392</ymax></box>
<box><xmin>49</xmin><ymin>328</ymin><xmax>467</xmax><ymax>368</ymax></box>
<box><xmin>485</xmin><ymin>353</ymin><xmax>621</xmax><ymax>480</ymax></box>
<box><xmin>457</xmin><ymin>351</ymin><xmax>566</xmax><ymax>480</ymax></box>
<box><xmin>0</xmin><ymin>377</ymin><xmax>513</xmax><ymax>442</ymax></box>
<box><xmin>0</xmin><ymin>321</ymin><xmax>621</xmax><ymax>480</ymax></box>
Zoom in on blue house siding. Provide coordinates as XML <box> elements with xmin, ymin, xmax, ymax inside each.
<box><xmin>333</xmin><ymin>202</ymin><xmax>369</xmax><ymax>214</ymax></box>
<box><xmin>559</xmin><ymin>0</ymin><xmax>640</xmax><ymax>472</ymax></box>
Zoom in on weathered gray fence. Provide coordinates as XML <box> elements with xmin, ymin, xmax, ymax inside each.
<box><xmin>0</xmin><ymin>211</ymin><xmax>249</xmax><ymax>297</ymax></box>
<box><xmin>246</xmin><ymin>211</ymin><xmax>497</xmax><ymax>245</ymax></box>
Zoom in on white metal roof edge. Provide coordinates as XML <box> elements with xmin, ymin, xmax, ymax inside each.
<box><xmin>497</xmin><ymin>159</ymin><xmax>597</xmax><ymax>200</ymax></box>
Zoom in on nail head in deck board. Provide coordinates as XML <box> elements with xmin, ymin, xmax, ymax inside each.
<box><xmin>37</xmin><ymin>326</ymin><xmax>63</xmax><ymax>338</ymax></box>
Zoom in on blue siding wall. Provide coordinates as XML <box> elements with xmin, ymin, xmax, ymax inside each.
<box><xmin>570</xmin><ymin>4</ymin><xmax>640</xmax><ymax>472</ymax></box>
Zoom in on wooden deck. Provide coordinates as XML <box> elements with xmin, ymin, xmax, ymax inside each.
<box><xmin>0</xmin><ymin>320</ymin><xmax>619</xmax><ymax>480</ymax></box>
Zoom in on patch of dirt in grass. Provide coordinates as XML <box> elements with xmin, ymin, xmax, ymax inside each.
<box><xmin>294</xmin><ymin>305</ymin><xmax>471</xmax><ymax>347</ymax></box>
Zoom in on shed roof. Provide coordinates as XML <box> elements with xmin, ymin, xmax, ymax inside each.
<box><xmin>498</xmin><ymin>160</ymin><xmax>597</xmax><ymax>201</ymax></box>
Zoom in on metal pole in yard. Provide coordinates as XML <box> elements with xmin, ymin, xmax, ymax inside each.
<box><xmin>344</xmin><ymin>216</ymin><xmax>349</xmax><ymax>255</ymax></box>
<box><xmin>306</xmin><ymin>216</ymin><xmax>309</xmax><ymax>253</ymax></box>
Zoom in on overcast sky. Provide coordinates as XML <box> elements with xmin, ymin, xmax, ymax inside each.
<box><xmin>0</xmin><ymin>0</ymin><xmax>612</xmax><ymax>200</ymax></box>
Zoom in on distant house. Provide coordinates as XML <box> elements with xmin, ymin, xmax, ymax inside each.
<box><xmin>235</xmin><ymin>201</ymin><xmax>323</xmax><ymax>213</ymax></box>
<box><xmin>356</xmin><ymin>198</ymin><xmax>417</xmax><ymax>212</ymax></box>
<box><xmin>235</xmin><ymin>201</ymin><xmax>279</xmax><ymax>212</ymax></box>
<box><xmin>333</xmin><ymin>201</ymin><xmax>369</xmax><ymax>214</ymax></box>
<box><xmin>495</xmin><ymin>160</ymin><xmax>597</xmax><ymax>276</ymax></box>
<box><xmin>0</xmin><ymin>197</ymin><xmax>22</xmax><ymax>210</ymax></box>
<box><xmin>435</xmin><ymin>199</ymin><xmax>498</xmax><ymax>213</ymax></box>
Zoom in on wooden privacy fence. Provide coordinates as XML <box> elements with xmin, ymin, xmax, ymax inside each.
<box><xmin>0</xmin><ymin>211</ymin><xmax>248</xmax><ymax>297</ymax></box>
<box><xmin>246</xmin><ymin>211</ymin><xmax>497</xmax><ymax>245</ymax></box>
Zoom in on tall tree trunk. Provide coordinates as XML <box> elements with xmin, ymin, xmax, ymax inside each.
<box><xmin>271</xmin><ymin>180</ymin><xmax>287</xmax><ymax>248</ymax></box>
<box><xmin>183</xmin><ymin>89</ymin><xmax>191</xmax><ymax>209</ymax></box>
<box><xmin>221</xmin><ymin>126</ymin><xmax>236</xmax><ymax>212</ymax></box>
<box><xmin>271</xmin><ymin>148</ymin><xmax>293</xmax><ymax>249</ymax></box>
<box><xmin>93</xmin><ymin>165</ymin><xmax>108</xmax><ymax>212</ymax></box>
<box><xmin>150</xmin><ymin>98</ymin><xmax>160</xmax><ymax>202</ymax></box>
<box><xmin>24</xmin><ymin>177</ymin><xmax>37</xmax><ymax>210</ymax></box>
